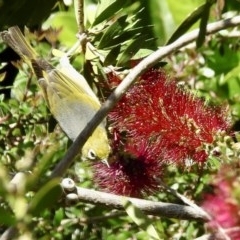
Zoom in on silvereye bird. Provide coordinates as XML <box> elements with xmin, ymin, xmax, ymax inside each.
<box><xmin>1</xmin><ymin>26</ymin><xmax>110</xmax><ymax>164</ymax></box>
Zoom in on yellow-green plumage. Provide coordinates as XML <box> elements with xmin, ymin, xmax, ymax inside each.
<box><xmin>1</xmin><ymin>26</ymin><xmax>110</xmax><ymax>162</ymax></box>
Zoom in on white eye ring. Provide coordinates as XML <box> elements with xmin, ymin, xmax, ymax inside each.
<box><xmin>88</xmin><ymin>149</ymin><xmax>96</xmax><ymax>160</ymax></box>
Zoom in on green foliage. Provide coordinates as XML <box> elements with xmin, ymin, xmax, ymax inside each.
<box><xmin>123</xmin><ymin>199</ymin><xmax>161</xmax><ymax>240</ymax></box>
<box><xmin>0</xmin><ymin>0</ymin><xmax>239</xmax><ymax>239</ymax></box>
<box><xmin>89</xmin><ymin>2</ymin><xmax>156</xmax><ymax>67</ymax></box>
<box><xmin>28</xmin><ymin>178</ymin><xmax>62</xmax><ymax>216</ymax></box>
<box><xmin>92</xmin><ymin>0</ymin><xmax>130</xmax><ymax>26</ymax></box>
<box><xmin>167</xmin><ymin>0</ymin><xmax>215</xmax><ymax>46</ymax></box>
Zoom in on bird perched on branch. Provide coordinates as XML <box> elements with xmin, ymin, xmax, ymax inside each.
<box><xmin>1</xmin><ymin>26</ymin><xmax>110</xmax><ymax>165</ymax></box>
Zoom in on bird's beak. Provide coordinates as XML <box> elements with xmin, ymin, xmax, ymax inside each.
<box><xmin>101</xmin><ymin>159</ymin><xmax>110</xmax><ymax>168</ymax></box>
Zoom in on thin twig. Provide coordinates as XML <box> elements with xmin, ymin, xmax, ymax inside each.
<box><xmin>76</xmin><ymin>0</ymin><xmax>84</xmax><ymax>34</ymax></box>
<box><xmin>160</xmin><ymin>180</ymin><xmax>211</xmax><ymax>221</ymax></box>
<box><xmin>51</xmin><ymin>15</ymin><xmax>240</xmax><ymax>178</ymax></box>
<box><xmin>162</xmin><ymin>182</ymin><xmax>231</xmax><ymax>239</ymax></box>
<box><xmin>195</xmin><ymin>231</ymin><xmax>232</xmax><ymax>240</ymax></box>
<box><xmin>22</xmin><ymin>72</ymin><xmax>33</xmax><ymax>102</ymax></box>
<box><xmin>75</xmin><ymin>0</ymin><xmax>87</xmax><ymax>53</ymax></box>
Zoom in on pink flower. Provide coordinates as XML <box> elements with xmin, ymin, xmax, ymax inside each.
<box><xmin>202</xmin><ymin>164</ymin><xmax>240</xmax><ymax>239</ymax></box>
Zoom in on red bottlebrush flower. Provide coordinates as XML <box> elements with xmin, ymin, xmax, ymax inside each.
<box><xmin>109</xmin><ymin>68</ymin><xmax>230</xmax><ymax>164</ymax></box>
<box><xmin>201</xmin><ymin>163</ymin><xmax>240</xmax><ymax>240</ymax></box>
<box><xmin>92</xmin><ymin>67</ymin><xmax>230</xmax><ymax>197</ymax></box>
<box><xmin>92</xmin><ymin>138</ymin><xmax>164</xmax><ymax>197</ymax></box>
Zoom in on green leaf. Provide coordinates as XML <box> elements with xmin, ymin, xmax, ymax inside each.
<box><xmin>166</xmin><ymin>3</ymin><xmax>206</xmax><ymax>44</ymax></box>
<box><xmin>117</xmin><ymin>35</ymin><xmax>155</xmax><ymax>66</ymax></box>
<box><xmin>0</xmin><ymin>207</ymin><xmax>16</xmax><ymax>226</ymax></box>
<box><xmin>98</xmin><ymin>15</ymin><xmax>128</xmax><ymax>49</ymax></box>
<box><xmin>28</xmin><ymin>178</ymin><xmax>62</xmax><ymax>216</ymax></box>
<box><xmin>142</xmin><ymin>0</ymin><xmax>176</xmax><ymax>45</ymax></box>
<box><xmin>122</xmin><ymin>199</ymin><xmax>161</xmax><ymax>240</ymax></box>
<box><xmin>105</xmin><ymin>25</ymin><xmax>154</xmax><ymax>49</ymax></box>
<box><xmin>206</xmin><ymin>42</ymin><xmax>240</xmax><ymax>75</ymax></box>
<box><xmin>104</xmin><ymin>45</ymin><xmax>121</xmax><ymax>66</ymax></box>
<box><xmin>196</xmin><ymin>1</ymin><xmax>214</xmax><ymax>48</ymax></box>
<box><xmin>131</xmin><ymin>48</ymin><xmax>154</xmax><ymax>60</ymax></box>
<box><xmin>151</xmin><ymin>0</ymin><xmax>175</xmax><ymax>44</ymax></box>
<box><xmin>221</xmin><ymin>63</ymin><xmax>240</xmax><ymax>85</ymax></box>
<box><xmin>93</xmin><ymin>0</ymin><xmax>129</xmax><ymax>26</ymax></box>
<box><xmin>227</xmin><ymin>77</ymin><xmax>240</xmax><ymax>99</ymax></box>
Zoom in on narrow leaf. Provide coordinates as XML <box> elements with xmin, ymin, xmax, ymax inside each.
<box><xmin>166</xmin><ymin>3</ymin><xmax>206</xmax><ymax>44</ymax></box>
<box><xmin>117</xmin><ymin>35</ymin><xmax>155</xmax><ymax>66</ymax></box>
<box><xmin>103</xmin><ymin>25</ymin><xmax>154</xmax><ymax>49</ymax></box>
<box><xmin>93</xmin><ymin>0</ymin><xmax>129</xmax><ymax>26</ymax></box>
<box><xmin>0</xmin><ymin>207</ymin><xmax>16</xmax><ymax>226</ymax></box>
<box><xmin>28</xmin><ymin>178</ymin><xmax>62</xmax><ymax>216</ymax></box>
<box><xmin>104</xmin><ymin>45</ymin><xmax>121</xmax><ymax>66</ymax></box>
<box><xmin>98</xmin><ymin>15</ymin><xmax>128</xmax><ymax>49</ymax></box>
<box><xmin>196</xmin><ymin>1</ymin><xmax>212</xmax><ymax>48</ymax></box>
<box><xmin>122</xmin><ymin>199</ymin><xmax>161</xmax><ymax>240</ymax></box>
<box><xmin>223</xmin><ymin>63</ymin><xmax>240</xmax><ymax>85</ymax></box>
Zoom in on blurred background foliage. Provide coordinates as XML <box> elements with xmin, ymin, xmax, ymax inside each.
<box><xmin>0</xmin><ymin>0</ymin><xmax>239</xmax><ymax>239</ymax></box>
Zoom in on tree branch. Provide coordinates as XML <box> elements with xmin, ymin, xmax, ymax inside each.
<box><xmin>61</xmin><ymin>178</ymin><xmax>209</xmax><ymax>221</ymax></box>
<box><xmin>51</xmin><ymin>15</ymin><xmax>240</xmax><ymax>178</ymax></box>
<box><xmin>0</xmin><ymin>227</ymin><xmax>18</xmax><ymax>240</ymax></box>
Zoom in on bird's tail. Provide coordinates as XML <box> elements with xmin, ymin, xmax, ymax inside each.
<box><xmin>1</xmin><ymin>26</ymin><xmax>38</xmax><ymax>62</ymax></box>
<box><xmin>1</xmin><ymin>26</ymin><xmax>53</xmax><ymax>79</ymax></box>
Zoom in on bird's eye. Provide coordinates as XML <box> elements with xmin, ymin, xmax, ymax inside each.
<box><xmin>88</xmin><ymin>149</ymin><xmax>97</xmax><ymax>160</ymax></box>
